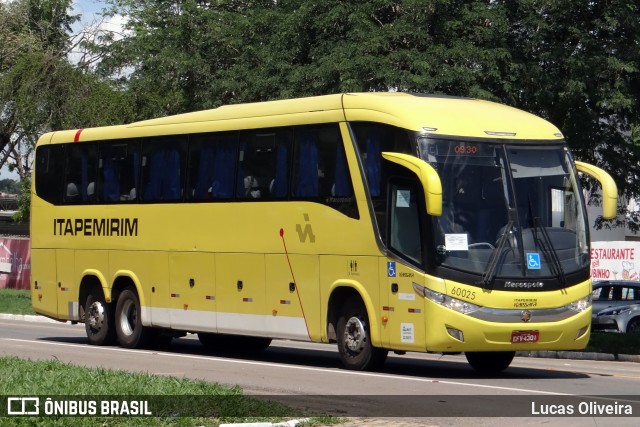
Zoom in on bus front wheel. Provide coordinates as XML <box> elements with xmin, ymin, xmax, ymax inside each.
<box><xmin>85</xmin><ymin>290</ymin><xmax>116</xmax><ymax>346</ymax></box>
<box><xmin>465</xmin><ymin>351</ymin><xmax>515</xmax><ymax>374</ymax></box>
<box><xmin>337</xmin><ymin>296</ymin><xmax>387</xmax><ymax>371</ymax></box>
<box><xmin>115</xmin><ymin>288</ymin><xmax>151</xmax><ymax>348</ymax></box>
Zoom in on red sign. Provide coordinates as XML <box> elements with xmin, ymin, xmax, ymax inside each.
<box><xmin>0</xmin><ymin>238</ymin><xmax>31</xmax><ymax>290</ymax></box>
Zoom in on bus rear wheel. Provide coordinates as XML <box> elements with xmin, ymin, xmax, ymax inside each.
<box><xmin>337</xmin><ymin>296</ymin><xmax>387</xmax><ymax>371</ymax></box>
<box><xmin>115</xmin><ymin>288</ymin><xmax>153</xmax><ymax>348</ymax></box>
<box><xmin>465</xmin><ymin>351</ymin><xmax>515</xmax><ymax>374</ymax></box>
<box><xmin>84</xmin><ymin>290</ymin><xmax>116</xmax><ymax>346</ymax></box>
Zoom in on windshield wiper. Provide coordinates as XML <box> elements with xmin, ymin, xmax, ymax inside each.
<box><xmin>478</xmin><ymin>219</ymin><xmax>514</xmax><ymax>287</ymax></box>
<box><xmin>532</xmin><ymin>217</ymin><xmax>566</xmax><ymax>285</ymax></box>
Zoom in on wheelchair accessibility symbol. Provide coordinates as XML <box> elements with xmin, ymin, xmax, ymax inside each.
<box><xmin>527</xmin><ymin>253</ymin><xmax>541</xmax><ymax>270</ymax></box>
<box><xmin>388</xmin><ymin>261</ymin><xmax>396</xmax><ymax>277</ymax></box>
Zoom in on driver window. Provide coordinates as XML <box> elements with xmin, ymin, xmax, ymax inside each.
<box><xmin>389</xmin><ymin>183</ymin><xmax>423</xmax><ymax>265</ymax></box>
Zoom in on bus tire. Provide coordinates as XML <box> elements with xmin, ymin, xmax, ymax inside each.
<box><xmin>84</xmin><ymin>290</ymin><xmax>116</xmax><ymax>346</ymax></box>
<box><xmin>115</xmin><ymin>288</ymin><xmax>151</xmax><ymax>348</ymax></box>
<box><xmin>465</xmin><ymin>351</ymin><xmax>515</xmax><ymax>374</ymax></box>
<box><xmin>337</xmin><ymin>296</ymin><xmax>387</xmax><ymax>371</ymax></box>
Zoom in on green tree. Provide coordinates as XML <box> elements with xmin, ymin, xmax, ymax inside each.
<box><xmin>1</xmin><ymin>0</ymin><xmax>134</xmax><ymax>221</ymax></box>
<box><xmin>97</xmin><ymin>0</ymin><xmax>245</xmax><ymax>117</ymax></box>
<box><xmin>502</xmin><ymin>0</ymin><xmax>640</xmax><ymax>229</ymax></box>
<box><xmin>97</xmin><ymin>0</ymin><xmax>640</xmax><ymax>227</ymax></box>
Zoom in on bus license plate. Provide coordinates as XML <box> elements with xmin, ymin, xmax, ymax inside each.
<box><xmin>511</xmin><ymin>330</ymin><xmax>539</xmax><ymax>343</ymax></box>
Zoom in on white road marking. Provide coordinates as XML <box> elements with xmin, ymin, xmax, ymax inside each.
<box><xmin>2</xmin><ymin>338</ymin><xmax>568</xmax><ymax>396</ymax></box>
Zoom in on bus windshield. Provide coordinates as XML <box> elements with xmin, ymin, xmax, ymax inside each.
<box><xmin>418</xmin><ymin>137</ymin><xmax>589</xmax><ymax>285</ymax></box>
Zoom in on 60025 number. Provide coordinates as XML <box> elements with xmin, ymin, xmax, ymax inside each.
<box><xmin>450</xmin><ymin>287</ymin><xmax>476</xmax><ymax>300</ymax></box>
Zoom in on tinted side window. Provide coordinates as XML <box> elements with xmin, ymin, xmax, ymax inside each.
<box><xmin>350</xmin><ymin>122</ymin><xmax>414</xmax><ymax>236</ymax></box>
<box><xmin>292</xmin><ymin>124</ymin><xmax>358</xmax><ymax>218</ymax></box>
<box><xmin>187</xmin><ymin>133</ymin><xmax>238</xmax><ymax>201</ymax></box>
<box><xmin>35</xmin><ymin>145</ymin><xmax>64</xmax><ymax>205</ymax></box>
<box><xmin>63</xmin><ymin>143</ymin><xmax>99</xmax><ymax>204</ymax></box>
<box><xmin>98</xmin><ymin>140</ymin><xmax>141</xmax><ymax>203</ymax></box>
<box><xmin>595</xmin><ymin>285</ymin><xmax>621</xmax><ymax>301</ymax></box>
<box><xmin>141</xmin><ymin>137</ymin><xmax>187</xmax><ymax>202</ymax></box>
<box><xmin>237</xmin><ymin>128</ymin><xmax>291</xmax><ymax>200</ymax></box>
<box><xmin>592</xmin><ymin>286</ymin><xmax>605</xmax><ymax>301</ymax></box>
<box><xmin>622</xmin><ymin>286</ymin><xmax>639</xmax><ymax>302</ymax></box>
<box><xmin>351</xmin><ymin>122</ymin><xmax>414</xmax><ymax>198</ymax></box>
<box><xmin>389</xmin><ymin>181</ymin><xmax>423</xmax><ymax>265</ymax></box>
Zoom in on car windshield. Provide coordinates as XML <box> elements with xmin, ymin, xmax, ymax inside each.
<box><xmin>419</xmin><ymin>137</ymin><xmax>589</xmax><ymax>283</ymax></box>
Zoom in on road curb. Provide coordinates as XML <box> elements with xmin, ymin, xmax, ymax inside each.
<box><xmin>4</xmin><ymin>313</ymin><xmax>639</xmax><ymax>363</ymax></box>
<box><xmin>516</xmin><ymin>350</ymin><xmax>640</xmax><ymax>363</ymax></box>
<box><xmin>0</xmin><ymin>313</ymin><xmax>63</xmax><ymax>323</ymax></box>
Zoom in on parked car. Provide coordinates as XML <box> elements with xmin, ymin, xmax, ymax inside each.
<box><xmin>591</xmin><ymin>280</ymin><xmax>640</xmax><ymax>335</ymax></box>
<box><xmin>592</xmin><ymin>280</ymin><xmax>640</xmax><ymax>315</ymax></box>
<box><xmin>592</xmin><ymin>304</ymin><xmax>640</xmax><ymax>335</ymax></box>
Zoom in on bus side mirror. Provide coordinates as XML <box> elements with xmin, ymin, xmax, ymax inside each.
<box><xmin>382</xmin><ymin>152</ymin><xmax>442</xmax><ymax>216</ymax></box>
<box><xmin>575</xmin><ymin>161</ymin><xmax>618</xmax><ymax>220</ymax></box>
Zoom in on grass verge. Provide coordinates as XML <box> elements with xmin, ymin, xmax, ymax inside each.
<box><xmin>0</xmin><ymin>288</ymin><xmax>35</xmax><ymax>315</ymax></box>
<box><xmin>0</xmin><ymin>356</ymin><xmax>335</xmax><ymax>426</ymax></box>
<box><xmin>586</xmin><ymin>332</ymin><xmax>640</xmax><ymax>355</ymax></box>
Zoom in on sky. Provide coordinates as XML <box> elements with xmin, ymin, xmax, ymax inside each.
<box><xmin>70</xmin><ymin>0</ymin><xmax>127</xmax><ymax>49</ymax></box>
<box><xmin>72</xmin><ymin>0</ymin><xmax>109</xmax><ymax>20</ymax></box>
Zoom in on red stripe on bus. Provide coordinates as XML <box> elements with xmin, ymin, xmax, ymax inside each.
<box><xmin>73</xmin><ymin>128</ymin><xmax>84</xmax><ymax>142</ymax></box>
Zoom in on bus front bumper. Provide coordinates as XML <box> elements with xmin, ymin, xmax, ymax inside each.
<box><xmin>423</xmin><ymin>299</ymin><xmax>592</xmax><ymax>353</ymax></box>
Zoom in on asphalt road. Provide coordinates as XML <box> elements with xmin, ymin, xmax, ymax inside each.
<box><xmin>1</xmin><ymin>316</ymin><xmax>640</xmax><ymax>426</ymax></box>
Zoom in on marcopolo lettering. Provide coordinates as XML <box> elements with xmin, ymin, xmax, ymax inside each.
<box><xmin>53</xmin><ymin>218</ymin><xmax>139</xmax><ymax>237</ymax></box>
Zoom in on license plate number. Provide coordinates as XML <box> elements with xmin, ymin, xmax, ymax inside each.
<box><xmin>511</xmin><ymin>330</ymin><xmax>539</xmax><ymax>343</ymax></box>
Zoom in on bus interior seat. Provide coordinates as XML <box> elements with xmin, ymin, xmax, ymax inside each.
<box><xmin>66</xmin><ymin>183</ymin><xmax>79</xmax><ymax>201</ymax></box>
<box><xmin>87</xmin><ymin>182</ymin><xmax>95</xmax><ymax>198</ymax></box>
<box><xmin>243</xmin><ymin>175</ymin><xmax>261</xmax><ymax>198</ymax></box>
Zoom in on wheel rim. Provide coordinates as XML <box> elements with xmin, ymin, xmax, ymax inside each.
<box><xmin>629</xmin><ymin>321</ymin><xmax>640</xmax><ymax>335</ymax></box>
<box><xmin>119</xmin><ymin>299</ymin><xmax>137</xmax><ymax>337</ymax></box>
<box><xmin>343</xmin><ymin>316</ymin><xmax>366</xmax><ymax>353</ymax></box>
<box><xmin>87</xmin><ymin>301</ymin><xmax>105</xmax><ymax>333</ymax></box>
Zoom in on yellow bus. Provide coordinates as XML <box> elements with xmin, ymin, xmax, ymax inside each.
<box><xmin>31</xmin><ymin>92</ymin><xmax>617</xmax><ymax>373</ymax></box>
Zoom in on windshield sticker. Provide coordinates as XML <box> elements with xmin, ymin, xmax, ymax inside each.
<box><xmin>396</xmin><ymin>190</ymin><xmax>411</xmax><ymax>208</ymax></box>
<box><xmin>445</xmin><ymin>234</ymin><xmax>468</xmax><ymax>251</ymax></box>
<box><xmin>527</xmin><ymin>253</ymin><xmax>541</xmax><ymax>270</ymax></box>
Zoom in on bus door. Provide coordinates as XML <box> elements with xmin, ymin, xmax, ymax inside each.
<box><xmin>168</xmin><ymin>252</ymin><xmax>216</xmax><ymax>332</ymax></box>
<box><xmin>380</xmin><ymin>259</ymin><xmax>426</xmax><ymax>351</ymax></box>
<box><xmin>31</xmin><ymin>249</ymin><xmax>58</xmax><ymax>318</ymax></box>
<box><xmin>265</xmin><ymin>254</ymin><xmax>318</xmax><ymax>341</ymax></box>
<box><xmin>380</xmin><ymin>181</ymin><xmax>427</xmax><ymax>351</ymax></box>
<box><xmin>215</xmin><ymin>254</ymin><xmax>266</xmax><ymax>336</ymax></box>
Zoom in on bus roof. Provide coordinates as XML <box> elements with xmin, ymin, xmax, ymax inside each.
<box><xmin>41</xmin><ymin>92</ymin><xmax>563</xmax><ymax>145</ymax></box>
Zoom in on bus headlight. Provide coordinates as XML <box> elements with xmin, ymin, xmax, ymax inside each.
<box><xmin>566</xmin><ymin>295</ymin><xmax>592</xmax><ymax>313</ymax></box>
<box><xmin>414</xmin><ymin>283</ymin><xmax>481</xmax><ymax>315</ymax></box>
